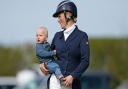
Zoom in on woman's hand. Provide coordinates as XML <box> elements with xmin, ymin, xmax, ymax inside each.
<box><xmin>63</xmin><ymin>75</ymin><xmax>73</xmax><ymax>87</ymax></box>
<box><xmin>39</xmin><ymin>63</ymin><xmax>49</xmax><ymax>75</ymax></box>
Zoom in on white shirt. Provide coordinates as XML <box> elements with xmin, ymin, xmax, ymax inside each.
<box><xmin>50</xmin><ymin>74</ymin><xmax>72</xmax><ymax>89</ymax></box>
<box><xmin>63</xmin><ymin>24</ymin><xmax>76</xmax><ymax>41</ymax></box>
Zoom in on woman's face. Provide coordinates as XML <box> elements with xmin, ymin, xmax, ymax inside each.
<box><xmin>57</xmin><ymin>12</ymin><xmax>66</xmax><ymax>29</ymax></box>
<box><xmin>57</xmin><ymin>12</ymin><xmax>73</xmax><ymax>29</ymax></box>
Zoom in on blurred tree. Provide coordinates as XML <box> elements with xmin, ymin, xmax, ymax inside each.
<box><xmin>89</xmin><ymin>38</ymin><xmax>128</xmax><ymax>88</ymax></box>
<box><xmin>0</xmin><ymin>46</ymin><xmax>23</xmax><ymax>76</ymax></box>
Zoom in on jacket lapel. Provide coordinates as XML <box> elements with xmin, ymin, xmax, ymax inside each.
<box><xmin>65</xmin><ymin>26</ymin><xmax>78</xmax><ymax>45</ymax></box>
<box><xmin>58</xmin><ymin>31</ymin><xmax>67</xmax><ymax>48</ymax></box>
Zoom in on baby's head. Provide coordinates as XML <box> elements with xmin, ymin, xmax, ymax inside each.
<box><xmin>36</xmin><ymin>26</ymin><xmax>48</xmax><ymax>43</ymax></box>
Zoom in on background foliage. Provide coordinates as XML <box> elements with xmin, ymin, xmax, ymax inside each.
<box><xmin>0</xmin><ymin>38</ymin><xmax>128</xmax><ymax>88</ymax></box>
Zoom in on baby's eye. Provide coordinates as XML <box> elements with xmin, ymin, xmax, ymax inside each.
<box><xmin>39</xmin><ymin>34</ymin><xmax>44</xmax><ymax>36</ymax></box>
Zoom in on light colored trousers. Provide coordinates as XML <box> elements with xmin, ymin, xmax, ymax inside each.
<box><xmin>49</xmin><ymin>74</ymin><xmax>72</xmax><ymax>89</ymax></box>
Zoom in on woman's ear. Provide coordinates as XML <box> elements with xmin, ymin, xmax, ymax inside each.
<box><xmin>74</xmin><ymin>17</ymin><xmax>77</xmax><ymax>23</ymax></box>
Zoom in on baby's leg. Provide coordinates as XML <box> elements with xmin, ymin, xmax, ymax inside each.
<box><xmin>55</xmin><ymin>68</ymin><xmax>63</xmax><ymax>79</ymax></box>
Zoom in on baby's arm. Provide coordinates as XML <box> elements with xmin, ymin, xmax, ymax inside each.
<box><xmin>36</xmin><ymin>43</ymin><xmax>56</xmax><ymax>59</ymax></box>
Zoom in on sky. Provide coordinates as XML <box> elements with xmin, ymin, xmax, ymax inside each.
<box><xmin>0</xmin><ymin>0</ymin><xmax>128</xmax><ymax>45</ymax></box>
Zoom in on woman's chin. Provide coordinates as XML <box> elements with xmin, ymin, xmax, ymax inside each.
<box><xmin>60</xmin><ymin>25</ymin><xmax>65</xmax><ymax>29</ymax></box>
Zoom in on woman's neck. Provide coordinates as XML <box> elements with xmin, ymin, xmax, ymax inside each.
<box><xmin>65</xmin><ymin>21</ymin><xmax>75</xmax><ymax>29</ymax></box>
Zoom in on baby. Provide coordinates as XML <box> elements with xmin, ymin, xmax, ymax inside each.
<box><xmin>36</xmin><ymin>26</ymin><xmax>63</xmax><ymax>80</ymax></box>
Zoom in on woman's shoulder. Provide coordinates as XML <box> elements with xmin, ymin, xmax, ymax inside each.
<box><xmin>77</xmin><ymin>28</ymin><xmax>88</xmax><ymax>37</ymax></box>
<box><xmin>55</xmin><ymin>31</ymin><xmax>63</xmax><ymax>35</ymax></box>
<box><xmin>54</xmin><ymin>31</ymin><xmax>63</xmax><ymax>37</ymax></box>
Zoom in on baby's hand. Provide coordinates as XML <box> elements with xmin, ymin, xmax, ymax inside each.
<box><xmin>53</xmin><ymin>50</ymin><xmax>58</xmax><ymax>60</ymax></box>
<box><xmin>53</xmin><ymin>50</ymin><xmax>56</xmax><ymax>54</ymax></box>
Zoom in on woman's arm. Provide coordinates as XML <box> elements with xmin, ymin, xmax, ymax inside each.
<box><xmin>71</xmin><ymin>32</ymin><xmax>90</xmax><ymax>79</ymax></box>
<box><xmin>40</xmin><ymin>63</ymin><xmax>49</xmax><ymax>75</ymax></box>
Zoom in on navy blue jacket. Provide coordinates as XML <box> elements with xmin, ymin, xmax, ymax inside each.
<box><xmin>51</xmin><ymin>26</ymin><xmax>90</xmax><ymax>79</ymax></box>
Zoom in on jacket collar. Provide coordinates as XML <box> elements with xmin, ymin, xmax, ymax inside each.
<box><xmin>63</xmin><ymin>24</ymin><xmax>76</xmax><ymax>34</ymax></box>
<box><xmin>59</xmin><ymin>25</ymin><xmax>79</xmax><ymax>44</ymax></box>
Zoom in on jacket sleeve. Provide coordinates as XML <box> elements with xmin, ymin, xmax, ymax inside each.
<box><xmin>71</xmin><ymin>32</ymin><xmax>90</xmax><ymax>78</ymax></box>
<box><xmin>36</xmin><ymin>43</ymin><xmax>56</xmax><ymax>59</ymax></box>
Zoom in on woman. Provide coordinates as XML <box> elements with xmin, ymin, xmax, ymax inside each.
<box><xmin>40</xmin><ymin>0</ymin><xmax>90</xmax><ymax>89</ymax></box>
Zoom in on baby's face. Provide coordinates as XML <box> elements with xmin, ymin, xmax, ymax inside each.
<box><xmin>36</xmin><ymin>29</ymin><xmax>47</xmax><ymax>43</ymax></box>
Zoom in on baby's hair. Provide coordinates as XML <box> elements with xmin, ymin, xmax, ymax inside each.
<box><xmin>37</xmin><ymin>26</ymin><xmax>48</xmax><ymax>37</ymax></box>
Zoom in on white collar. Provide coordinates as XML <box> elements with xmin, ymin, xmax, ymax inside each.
<box><xmin>64</xmin><ymin>24</ymin><xmax>76</xmax><ymax>34</ymax></box>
